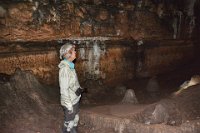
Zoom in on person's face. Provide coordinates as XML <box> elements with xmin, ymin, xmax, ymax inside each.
<box><xmin>70</xmin><ymin>47</ymin><xmax>76</xmax><ymax>61</ymax></box>
<box><xmin>65</xmin><ymin>46</ymin><xmax>76</xmax><ymax>62</ymax></box>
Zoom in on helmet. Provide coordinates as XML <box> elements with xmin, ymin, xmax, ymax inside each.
<box><xmin>59</xmin><ymin>43</ymin><xmax>75</xmax><ymax>59</ymax></box>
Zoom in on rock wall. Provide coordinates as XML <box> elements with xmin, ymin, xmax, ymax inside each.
<box><xmin>0</xmin><ymin>40</ymin><xmax>194</xmax><ymax>85</ymax></box>
<box><xmin>0</xmin><ymin>0</ymin><xmax>182</xmax><ymax>41</ymax></box>
<box><xmin>138</xmin><ymin>40</ymin><xmax>194</xmax><ymax>77</ymax></box>
<box><xmin>76</xmin><ymin>40</ymin><xmax>136</xmax><ymax>85</ymax></box>
<box><xmin>0</xmin><ymin>42</ymin><xmax>59</xmax><ymax>84</ymax></box>
<box><xmin>0</xmin><ymin>0</ymin><xmax>199</xmax><ymax>85</ymax></box>
<box><xmin>0</xmin><ymin>51</ymin><xmax>58</xmax><ymax>83</ymax></box>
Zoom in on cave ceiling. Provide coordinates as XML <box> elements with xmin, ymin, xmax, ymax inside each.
<box><xmin>0</xmin><ymin>0</ymin><xmax>199</xmax><ymax>42</ymax></box>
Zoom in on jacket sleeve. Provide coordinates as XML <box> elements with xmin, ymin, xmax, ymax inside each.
<box><xmin>59</xmin><ymin>67</ymin><xmax>73</xmax><ymax>110</ymax></box>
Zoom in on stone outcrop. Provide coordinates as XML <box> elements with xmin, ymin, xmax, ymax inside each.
<box><xmin>138</xmin><ymin>84</ymin><xmax>200</xmax><ymax>126</ymax></box>
<box><xmin>0</xmin><ymin>69</ymin><xmax>62</xmax><ymax>133</ymax></box>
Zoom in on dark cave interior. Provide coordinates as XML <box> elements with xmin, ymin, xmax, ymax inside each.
<box><xmin>0</xmin><ymin>0</ymin><xmax>200</xmax><ymax>133</ymax></box>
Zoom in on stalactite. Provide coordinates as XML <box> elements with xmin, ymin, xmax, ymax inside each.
<box><xmin>184</xmin><ymin>0</ymin><xmax>197</xmax><ymax>16</ymax></box>
<box><xmin>184</xmin><ymin>0</ymin><xmax>197</xmax><ymax>38</ymax></box>
<box><xmin>172</xmin><ymin>11</ymin><xmax>183</xmax><ymax>39</ymax></box>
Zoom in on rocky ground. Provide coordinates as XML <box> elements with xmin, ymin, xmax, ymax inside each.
<box><xmin>77</xmin><ymin>59</ymin><xmax>200</xmax><ymax>133</ymax></box>
<box><xmin>0</xmin><ymin>58</ymin><xmax>200</xmax><ymax>133</ymax></box>
<box><xmin>0</xmin><ymin>69</ymin><xmax>63</xmax><ymax>133</ymax></box>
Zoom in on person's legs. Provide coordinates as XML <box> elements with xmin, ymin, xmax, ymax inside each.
<box><xmin>64</xmin><ymin>115</ymin><xmax>79</xmax><ymax>133</ymax></box>
<box><xmin>62</xmin><ymin>103</ymin><xmax>80</xmax><ymax>133</ymax></box>
<box><xmin>70</xmin><ymin>114</ymin><xmax>79</xmax><ymax>133</ymax></box>
<box><xmin>62</xmin><ymin>121</ymin><xmax>71</xmax><ymax>133</ymax></box>
<box><xmin>70</xmin><ymin>127</ymin><xmax>77</xmax><ymax>133</ymax></box>
<box><xmin>62</xmin><ymin>106</ymin><xmax>76</xmax><ymax>133</ymax></box>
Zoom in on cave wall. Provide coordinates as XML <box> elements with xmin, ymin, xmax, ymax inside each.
<box><xmin>140</xmin><ymin>40</ymin><xmax>194</xmax><ymax>77</ymax></box>
<box><xmin>0</xmin><ymin>0</ymin><xmax>177</xmax><ymax>41</ymax></box>
<box><xmin>0</xmin><ymin>0</ymin><xmax>199</xmax><ymax>85</ymax></box>
<box><xmin>0</xmin><ymin>42</ymin><xmax>59</xmax><ymax>84</ymax></box>
<box><xmin>0</xmin><ymin>40</ymin><xmax>194</xmax><ymax>85</ymax></box>
<box><xmin>194</xmin><ymin>0</ymin><xmax>200</xmax><ymax>55</ymax></box>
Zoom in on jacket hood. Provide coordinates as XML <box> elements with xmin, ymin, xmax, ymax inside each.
<box><xmin>58</xmin><ymin>60</ymin><xmax>69</xmax><ymax>69</ymax></box>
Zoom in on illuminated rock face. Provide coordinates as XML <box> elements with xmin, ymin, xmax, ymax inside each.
<box><xmin>0</xmin><ymin>0</ymin><xmax>180</xmax><ymax>41</ymax></box>
<box><xmin>0</xmin><ymin>0</ymin><xmax>199</xmax><ymax>41</ymax></box>
<box><xmin>76</xmin><ymin>40</ymin><xmax>136</xmax><ymax>85</ymax></box>
<box><xmin>0</xmin><ymin>42</ymin><xmax>59</xmax><ymax>85</ymax></box>
<box><xmin>0</xmin><ymin>40</ymin><xmax>194</xmax><ymax>86</ymax></box>
<box><xmin>0</xmin><ymin>0</ymin><xmax>199</xmax><ymax>85</ymax></box>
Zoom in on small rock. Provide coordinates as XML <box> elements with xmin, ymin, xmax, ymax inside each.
<box><xmin>145</xmin><ymin>121</ymin><xmax>150</xmax><ymax>125</ymax></box>
<box><xmin>170</xmin><ymin>120</ymin><xmax>176</xmax><ymax>125</ymax></box>
<box><xmin>121</xmin><ymin>89</ymin><xmax>138</xmax><ymax>104</ymax></box>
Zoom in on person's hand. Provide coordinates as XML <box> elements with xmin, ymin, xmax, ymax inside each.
<box><xmin>68</xmin><ymin>108</ymin><xmax>73</xmax><ymax>114</ymax></box>
<box><xmin>81</xmin><ymin>87</ymin><xmax>88</xmax><ymax>93</ymax></box>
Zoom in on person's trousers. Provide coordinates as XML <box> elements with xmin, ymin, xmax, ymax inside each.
<box><xmin>62</xmin><ymin>102</ymin><xmax>79</xmax><ymax>133</ymax></box>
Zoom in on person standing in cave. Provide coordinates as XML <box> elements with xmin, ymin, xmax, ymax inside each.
<box><xmin>58</xmin><ymin>43</ymin><xmax>83</xmax><ymax>133</ymax></box>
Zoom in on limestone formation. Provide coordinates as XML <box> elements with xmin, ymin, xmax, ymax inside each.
<box><xmin>121</xmin><ymin>89</ymin><xmax>138</xmax><ymax>104</ymax></box>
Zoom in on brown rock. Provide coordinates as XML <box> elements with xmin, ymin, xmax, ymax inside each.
<box><xmin>114</xmin><ymin>10</ymin><xmax>129</xmax><ymax>36</ymax></box>
<box><xmin>93</xmin><ymin>24</ymin><xmax>101</xmax><ymax>36</ymax></box>
<box><xmin>93</xmin><ymin>23</ymin><xmax>115</xmax><ymax>36</ymax></box>
<box><xmin>81</xmin><ymin>22</ymin><xmax>93</xmax><ymax>36</ymax></box>
<box><xmin>75</xmin><ymin>8</ymin><xmax>84</xmax><ymax>18</ymax></box>
<box><xmin>66</xmin><ymin>3</ymin><xmax>75</xmax><ymax>14</ymax></box>
<box><xmin>124</xmin><ymin>4</ymin><xmax>135</xmax><ymax>10</ymax></box>
<box><xmin>100</xmin><ymin>25</ymin><xmax>115</xmax><ymax>36</ymax></box>
<box><xmin>63</xmin><ymin>23</ymin><xmax>73</xmax><ymax>37</ymax></box>
<box><xmin>71</xmin><ymin>18</ymin><xmax>81</xmax><ymax>35</ymax></box>
<box><xmin>93</xmin><ymin>0</ymin><xmax>102</xmax><ymax>5</ymax></box>
<box><xmin>97</xmin><ymin>9</ymin><xmax>109</xmax><ymax>21</ymax></box>
<box><xmin>8</xmin><ymin>3</ymin><xmax>33</xmax><ymax>22</ymax></box>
